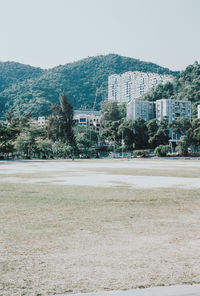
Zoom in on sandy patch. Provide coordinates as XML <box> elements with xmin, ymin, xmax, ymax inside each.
<box><xmin>0</xmin><ymin>160</ymin><xmax>200</xmax><ymax>188</ymax></box>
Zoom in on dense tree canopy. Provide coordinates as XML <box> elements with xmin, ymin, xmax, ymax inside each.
<box><xmin>47</xmin><ymin>94</ymin><xmax>75</xmax><ymax>144</ymax></box>
<box><xmin>144</xmin><ymin>62</ymin><xmax>200</xmax><ymax>118</ymax></box>
<box><xmin>0</xmin><ymin>54</ymin><xmax>177</xmax><ymax>118</ymax></box>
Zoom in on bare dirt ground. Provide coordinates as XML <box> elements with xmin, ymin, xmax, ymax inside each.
<box><xmin>0</xmin><ymin>159</ymin><xmax>200</xmax><ymax>296</ymax></box>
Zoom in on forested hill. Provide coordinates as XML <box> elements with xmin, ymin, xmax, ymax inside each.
<box><xmin>0</xmin><ymin>54</ymin><xmax>177</xmax><ymax>118</ymax></box>
<box><xmin>143</xmin><ymin>61</ymin><xmax>200</xmax><ymax>117</ymax></box>
<box><xmin>0</xmin><ymin>61</ymin><xmax>44</xmax><ymax>92</ymax></box>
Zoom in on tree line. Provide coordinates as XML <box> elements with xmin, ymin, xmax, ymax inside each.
<box><xmin>101</xmin><ymin>102</ymin><xmax>200</xmax><ymax>157</ymax></box>
<box><xmin>1</xmin><ymin>96</ymin><xmax>200</xmax><ymax>160</ymax></box>
<box><xmin>0</xmin><ymin>94</ymin><xmax>98</xmax><ymax>159</ymax></box>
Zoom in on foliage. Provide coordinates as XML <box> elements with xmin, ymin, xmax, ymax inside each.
<box><xmin>52</xmin><ymin>141</ymin><xmax>73</xmax><ymax>158</ymax></box>
<box><xmin>101</xmin><ymin>120</ymin><xmax>121</xmax><ymax>142</ymax></box>
<box><xmin>14</xmin><ymin>131</ymin><xmax>33</xmax><ymax>158</ymax></box>
<box><xmin>176</xmin><ymin>136</ymin><xmax>190</xmax><ymax>156</ymax></box>
<box><xmin>133</xmin><ymin>150</ymin><xmax>149</xmax><ymax>157</ymax></box>
<box><xmin>170</xmin><ymin>118</ymin><xmax>191</xmax><ymax>135</ymax></box>
<box><xmin>148</xmin><ymin>117</ymin><xmax>169</xmax><ymax>148</ymax></box>
<box><xmin>101</xmin><ymin>101</ymin><xmax>120</xmax><ymax>122</ymax></box>
<box><xmin>117</xmin><ymin>119</ymin><xmax>135</xmax><ymax>149</ymax></box>
<box><xmin>0</xmin><ymin>124</ymin><xmax>15</xmax><ymax>157</ymax></box>
<box><xmin>35</xmin><ymin>138</ymin><xmax>53</xmax><ymax>158</ymax></box>
<box><xmin>131</xmin><ymin>117</ymin><xmax>149</xmax><ymax>149</ymax></box>
<box><xmin>47</xmin><ymin>94</ymin><xmax>75</xmax><ymax>144</ymax></box>
<box><xmin>0</xmin><ymin>54</ymin><xmax>176</xmax><ymax>118</ymax></box>
<box><xmin>144</xmin><ymin>61</ymin><xmax>200</xmax><ymax>118</ymax></box>
<box><xmin>188</xmin><ymin>119</ymin><xmax>200</xmax><ymax>148</ymax></box>
<box><xmin>75</xmin><ymin>126</ymin><xmax>98</xmax><ymax>152</ymax></box>
<box><xmin>0</xmin><ymin>109</ymin><xmax>99</xmax><ymax>159</ymax></box>
<box><xmin>154</xmin><ymin>145</ymin><xmax>169</xmax><ymax>157</ymax></box>
<box><xmin>0</xmin><ymin>61</ymin><xmax>43</xmax><ymax>92</ymax></box>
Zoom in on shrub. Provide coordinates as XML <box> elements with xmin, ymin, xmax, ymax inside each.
<box><xmin>133</xmin><ymin>150</ymin><xmax>149</xmax><ymax>157</ymax></box>
<box><xmin>176</xmin><ymin>136</ymin><xmax>190</xmax><ymax>156</ymax></box>
<box><xmin>154</xmin><ymin>145</ymin><xmax>169</xmax><ymax>156</ymax></box>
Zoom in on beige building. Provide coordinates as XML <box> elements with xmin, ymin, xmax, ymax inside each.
<box><xmin>31</xmin><ymin>116</ymin><xmax>48</xmax><ymax>127</ymax></box>
<box><xmin>74</xmin><ymin>110</ymin><xmax>102</xmax><ymax>132</ymax></box>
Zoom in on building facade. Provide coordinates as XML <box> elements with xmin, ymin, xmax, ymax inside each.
<box><xmin>108</xmin><ymin>71</ymin><xmax>173</xmax><ymax>104</ymax></box>
<box><xmin>73</xmin><ymin>110</ymin><xmax>102</xmax><ymax>132</ymax></box>
<box><xmin>198</xmin><ymin>105</ymin><xmax>200</xmax><ymax>119</ymax></box>
<box><xmin>156</xmin><ymin>99</ymin><xmax>191</xmax><ymax>123</ymax></box>
<box><xmin>126</xmin><ymin>100</ymin><xmax>155</xmax><ymax>122</ymax></box>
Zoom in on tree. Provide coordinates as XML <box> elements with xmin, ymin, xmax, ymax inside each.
<box><xmin>154</xmin><ymin>145</ymin><xmax>169</xmax><ymax>156</ymax></box>
<box><xmin>52</xmin><ymin>141</ymin><xmax>73</xmax><ymax>158</ymax></box>
<box><xmin>118</xmin><ymin>119</ymin><xmax>135</xmax><ymax>150</ymax></box>
<box><xmin>170</xmin><ymin>118</ymin><xmax>191</xmax><ymax>136</ymax></box>
<box><xmin>190</xmin><ymin>119</ymin><xmax>200</xmax><ymax>148</ymax></box>
<box><xmin>74</xmin><ymin>125</ymin><xmax>98</xmax><ymax>151</ymax></box>
<box><xmin>47</xmin><ymin>94</ymin><xmax>75</xmax><ymax>144</ymax></box>
<box><xmin>34</xmin><ymin>138</ymin><xmax>53</xmax><ymax>158</ymax></box>
<box><xmin>0</xmin><ymin>124</ymin><xmax>15</xmax><ymax>158</ymax></box>
<box><xmin>6</xmin><ymin>108</ymin><xmax>14</xmax><ymax>124</ymax></box>
<box><xmin>176</xmin><ymin>136</ymin><xmax>190</xmax><ymax>156</ymax></box>
<box><xmin>101</xmin><ymin>120</ymin><xmax>121</xmax><ymax>143</ymax></box>
<box><xmin>101</xmin><ymin>101</ymin><xmax>122</xmax><ymax>122</ymax></box>
<box><xmin>147</xmin><ymin>119</ymin><xmax>159</xmax><ymax>148</ymax></box>
<box><xmin>14</xmin><ymin>124</ymin><xmax>46</xmax><ymax>158</ymax></box>
<box><xmin>14</xmin><ymin>131</ymin><xmax>33</xmax><ymax>158</ymax></box>
<box><xmin>149</xmin><ymin>117</ymin><xmax>169</xmax><ymax>148</ymax></box>
<box><xmin>132</xmin><ymin>117</ymin><xmax>148</xmax><ymax>149</ymax></box>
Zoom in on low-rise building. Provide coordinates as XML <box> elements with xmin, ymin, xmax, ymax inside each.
<box><xmin>37</xmin><ymin>116</ymin><xmax>46</xmax><ymax>127</ymax></box>
<box><xmin>31</xmin><ymin>116</ymin><xmax>48</xmax><ymax>127</ymax></box>
<box><xmin>74</xmin><ymin>110</ymin><xmax>102</xmax><ymax>132</ymax></box>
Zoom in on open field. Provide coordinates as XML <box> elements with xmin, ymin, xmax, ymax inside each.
<box><xmin>0</xmin><ymin>159</ymin><xmax>200</xmax><ymax>296</ymax></box>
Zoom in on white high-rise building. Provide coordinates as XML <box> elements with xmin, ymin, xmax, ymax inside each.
<box><xmin>156</xmin><ymin>99</ymin><xmax>191</xmax><ymax>123</ymax></box>
<box><xmin>108</xmin><ymin>71</ymin><xmax>173</xmax><ymax>104</ymax></box>
<box><xmin>126</xmin><ymin>100</ymin><xmax>155</xmax><ymax>122</ymax></box>
<box><xmin>198</xmin><ymin>105</ymin><xmax>200</xmax><ymax>119</ymax></box>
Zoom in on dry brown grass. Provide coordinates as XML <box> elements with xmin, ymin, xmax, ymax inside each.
<box><xmin>1</xmin><ymin>178</ymin><xmax>200</xmax><ymax>296</ymax></box>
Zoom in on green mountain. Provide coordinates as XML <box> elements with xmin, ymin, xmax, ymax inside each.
<box><xmin>0</xmin><ymin>61</ymin><xmax>44</xmax><ymax>92</ymax></box>
<box><xmin>0</xmin><ymin>54</ymin><xmax>177</xmax><ymax>118</ymax></box>
<box><xmin>144</xmin><ymin>61</ymin><xmax>200</xmax><ymax>117</ymax></box>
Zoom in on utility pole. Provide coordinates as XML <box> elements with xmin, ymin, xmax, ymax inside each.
<box><xmin>113</xmin><ymin>135</ymin><xmax>115</xmax><ymax>158</ymax></box>
<box><xmin>122</xmin><ymin>131</ymin><xmax>124</xmax><ymax>158</ymax></box>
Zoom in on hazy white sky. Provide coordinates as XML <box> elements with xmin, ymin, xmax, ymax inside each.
<box><xmin>0</xmin><ymin>0</ymin><xmax>199</xmax><ymax>70</ymax></box>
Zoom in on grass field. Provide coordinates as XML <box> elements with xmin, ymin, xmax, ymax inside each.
<box><xmin>0</xmin><ymin>159</ymin><xmax>200</xmax><ymax>296</ymax></box>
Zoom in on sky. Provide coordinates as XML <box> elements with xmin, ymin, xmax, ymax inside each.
<box><xmin>0</xmin><ymin>0</ymin><xmax>200</xmax><ymax>71</ymax></box>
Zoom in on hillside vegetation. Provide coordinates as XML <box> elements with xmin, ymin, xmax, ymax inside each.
<box><xmin>144</xmin><ymin>61</ymin><xmax>200</xmax><ymax>117</ymax></box>
<box><xmin>0</xmin><ymin>54</ymin><xmax>177</xmax><ymax>118</ymax></box>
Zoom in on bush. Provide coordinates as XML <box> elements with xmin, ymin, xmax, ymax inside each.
<box><xmin>133</xmin><ymin>150</ymin><xmax>149</xmax><ymax>157</ymax></box>
<box><xmin>154</xmin><ymin>145</ymin><xmax>169</xmax><ymax>156</ymax></box>
<box><xmin>176</xmin><ymin>136</ymin><xmax>190</xmax><ymax>156</ymax></box>
<box><xmin>52</xmin><ymin>141</ymin><xmax>74</xmax><ymax>158</ymax></box>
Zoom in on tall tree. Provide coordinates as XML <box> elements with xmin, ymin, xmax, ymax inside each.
<box><xmin>132</xmin><ymin>117</ymin><xmax>149</xmax><ymax>149</ymax></box>
<box><xmin>148</xmin><ymin>117</ymin><xmax>169</xmax><ymax>148</ymax></box>
<box><xmin>47</xmin><ymin>94</ymin><xmax>75</xmax><ymax>144</ymax></box>
<box><xmin>170</xmin><ymin>118</ymin><xmax>191</xmax><ymax>135</ymax></box>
